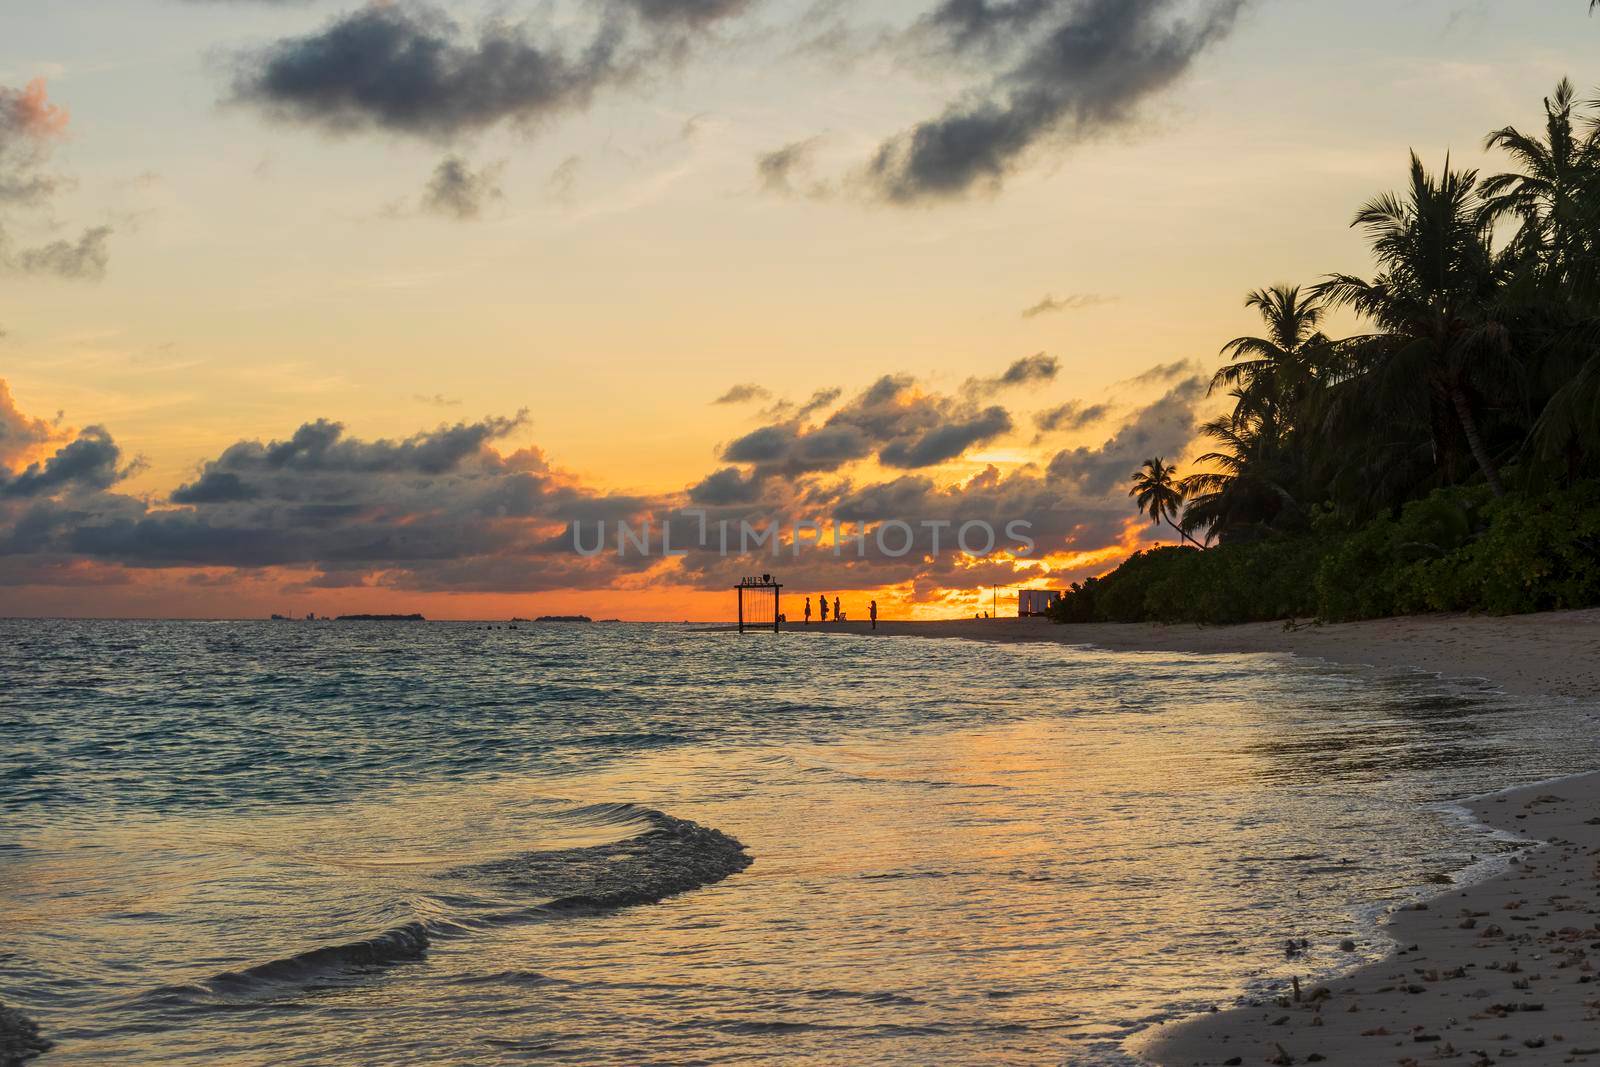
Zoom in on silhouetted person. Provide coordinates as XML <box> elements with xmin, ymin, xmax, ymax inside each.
<box><xmin>819</xmin><ymin>595</ymin><xmax>829</xmax><ymax>623</ymax></box>
<box><xmin>869</xmin><ymin>600</ymin><xmax>877</xmax><ymax>630</ymax></box>
<box><xmin>832</xmin><ymin>596</ymin><xmax>840</xmax><ymax>622</ymax></box>
<box><xmin>804</xmin><ymin>598</ymin><xmax>812</xmax><ymax>626</ymax></box>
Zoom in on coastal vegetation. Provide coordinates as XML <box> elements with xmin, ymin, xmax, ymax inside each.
<box><xmin>1055</xmin><ymin>79</ymin><xmax>1600</xmax><ymax>625</ymax></box>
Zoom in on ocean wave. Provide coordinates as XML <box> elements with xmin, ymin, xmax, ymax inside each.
<box><xmin>454</xmin><ymin>806</ymin><xmax>753</xmax><ymax>913</ymax></box>
<box><xmin>149</xmin><ymin>806</ymin><xmax>750</xmax><ymax>1003</ymax></box>
<box><xmin>205</xmin><ymin>922</ymin><xmax>432</xmax><ymax>995</ymax></box>
<box><xmin>0</xmin><ymin>1000</ymin><xmax>51</xmax><ymax>1066</ymax></box>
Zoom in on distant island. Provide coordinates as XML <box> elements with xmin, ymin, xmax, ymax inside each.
<box><xmin>335</xmin><ymin>613</ymin><xmax>426</xmax><ymax>622</ymax></box>
<box><xmin>534</xmin><ymin>615</ymin><xmax>592</xmax><ymax>623</ymax></box>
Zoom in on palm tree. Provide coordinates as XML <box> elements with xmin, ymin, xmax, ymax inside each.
<box><xmin>1179</xmin><ymin>398</ymin><xmax>1306</xmax><ymax>544</ymax></box>
<box><xmin>1315</xmin><ymin>153</ymin><xmax>1514</xmax><ymax>497</ymax></box>
<box><xmin>1480</xmin><ymin>78</ymin><xmax>1600</xmax><ymax>287</ymax></box>
<box><xmin>1130</xmin><ymin>458</ymin><xmax>1201</xmax><ymax>547</ymax></box>
<box><xmin>1211</xmin><ymin>285</ymin><xmax>1331</xmax><ymax>417</ymax></box>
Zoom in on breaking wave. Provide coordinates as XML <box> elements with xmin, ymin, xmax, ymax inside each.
<box><xmin>146</xmin><ymin>806</ymin><xmax>750</xmax><ymax>1004</ymax></box>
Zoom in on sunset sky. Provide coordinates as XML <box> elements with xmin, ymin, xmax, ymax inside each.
<box><xmin>1</xmin><ymin>0</ymin><xmax>1594</xmax><ymax>619</ymax></box>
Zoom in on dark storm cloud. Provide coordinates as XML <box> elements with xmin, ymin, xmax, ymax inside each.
<box><xmin>669</xmin><ymin>456</ymin><xmax>1142</xmax><ymax>594</ymax></box>
<box><xmin>177</xmin><ymin>413</ymin><xmax>530</xmax><ymax>486</ymax></box>
<box><xmin>1046</xmin><ymin>374</ymin><xmax>1204</xmax><ymax>494</ymax></box>
<box><xmin>229</xmin><ymin>0</ymin><xmax>752</xmax><ymax>140</ymax></box>
<box><xmin>0</xmin><ymin>400</ymin><xmax>664</xmax><ymax>594</ymax></box>
<box><xmin>716</xmin><ymin>374</ymin><xmax>1015</xmax><ymax>476</ymax></box>
<box><xmin>230</xmin><ymin>4</ymin><xmax>619</xmax><ymax>138</ymax></box>
<box><xmin>419</xmin><ymin>156</ymin><xmax>505</xmax><ymax>219</ymax></box>
<box><xmin>0</xmin><ymin>427</ymin><xmax>123</xmax><ymax>498</ymax></box>
<box><xmin>169</xmin><ymin>470</ymin><xmax>260</xmax><ymax>504</ymax></box>
<box><xmin>621</xmin><ymin>0</ymin><xmax>755</xmax><ymax>25</ymax></box>
<box><xmin>687</xmin><ymin>466</ymin><xmax>763</xmax><ymax>506</ymax></box>
<box><xmin>0</xmin><ymin>366</ymin><xmax>1201</xmax><ymax>598</ymax></box>
<box><xmin>722</xmin><ymin>420</ymin><xmax>874</xmax><ymax>473</ymax></box>
<box><xmin>919</xmin><ymin>0</ymin><xmax>1057</xmax><ymax>53</ymax></box>
<box><xmin>878</xmin><ymin>405</ymin><xmax>1011</xmax><ymax>467</ymax></box>
<box><xmin>867</xmin><ymin>0</ymin><xmax>1246</xmax><ymax>202</ymax></box>
<box><xmin>722</xmin><ymin>423</ymin><xmax>794</xmax><ymax>464</ymax></box>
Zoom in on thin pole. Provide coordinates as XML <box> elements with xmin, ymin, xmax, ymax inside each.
<box><xmin>737</xmin><ymin>586</ymin><xmax>744</xmax><ymax>634</ymax></box>
<box><xmin>772</xmin><ymin>586</ymin><xmax>780</xmax><ymax>634</ymax></box>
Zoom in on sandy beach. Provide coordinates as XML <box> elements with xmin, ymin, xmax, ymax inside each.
<box><xmin>797</xmin><ymin>611</ymin><xmax>1600</xmax><ymax>1065</ymax></box>
<box><xmin>1134</xmin><ymin>775</ymin><xmax>1600</xmax><ymax>1067</ymax></box>
<box><xmin>798</xmin><ymin>610</ymin><xmax>1600</xmax><ymax>702</ymax></box>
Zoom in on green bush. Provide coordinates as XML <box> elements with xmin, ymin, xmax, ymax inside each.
<box><xmin>1458</xmin><ymin>482</ymin><xmax>1600</xmax><ymax>614</ymax></box>
<box><xmin>1050</xmin><ymin>481</ymin><xmax>1600</xmax><ymax>625</ymax></box>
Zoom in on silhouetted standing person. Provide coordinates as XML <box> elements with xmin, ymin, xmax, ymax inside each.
<box><xmin>869</xmin><ymin>600</ymin><xmax>877</xmax><ymax>630</ymax></box>
<box><xmin>804</xmin><ymin>598</ymin><xmax>812</xmax><ymax>626</ymax></box>
<box><xmin>833</xmin><ymin>596</ymin><xmax>840</xmax><ymax>622</ymax></box>
<box><xmin>819</xmin><ymin>595</ymin><xmax>829</xmax><ymax>623</ymax></box>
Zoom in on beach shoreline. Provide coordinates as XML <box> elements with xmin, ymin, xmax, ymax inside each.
<box><xmin>785</xmin><ymin>611</ymin><xmax>1600</xmax><ymax>1065</ymax></box>
<box><xmin>780</xmin><ymin>609</ymin><xmax>1600</xmax><ymax>702</ymax></box>
<box><xmin>1132</xmin><ymin>771</ymin><xmax>1600</xmax><ymax>1067</ymax></box>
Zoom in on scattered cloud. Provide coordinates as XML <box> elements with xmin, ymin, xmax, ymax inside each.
<box><xmin>1</xmin><ymin>426</ymin><xmax>126</xmax><ymax>499</ymax></box>
<box><xmin>0</xmin><ymin>79</ymin><xmax>113</xmax><ymax>280</ymax></box>
<box><xmin>863</xmin><ymin>0</ymin><xmax>1246</xmax><ymax>202</ymax></box>
<box><xmin>1033</xmin><ymin>400</ymin><xmax>1111</xmax><ymax>435</ymax></box>
<box><xmin>546</xmin><ymin>154</ymin><xmax>581</xmax><ymax>202</ymax></box>
<box><xmin>687</xmin><ymin>465</ymin><xmax>763</xmax><ymax>506</ymax></box>
<box><xmin>414</xmin><ymin>393</ymin><xmax>464</xmax><ymax>408</ymax></box>
<box><xmin>755</xmin><ymin>387</ymin><xmax>843</xmax><ymax>422</ymax></box>
<box><xmin>1046</xmin><ymin>375</ymin><xmax>1205</xmax><ymax>495</ymax></box>
<box><xmin>1120</xmin><ymin>358</ymin><xmax>1198</xmax><ymax>388</ymax></box>
<box><xmin>1021</xmin><ymin>292</ymin><xmax>1115</xmax><ymax>319</ymax></box>
<box><xmin>966</xmin><ymin>352</ymin><xmax>1059</xmax><ymax>396</ymax></box>
<box><xmin>0</xmin><ymin>78</ymin><xmax>69</xmax><ymax>206</ymax></box>
<box><xmin>0</xmin><ymin>365</ymin><xmax>1200</xmax><ymax>599</ymax></box>
<box><xmin>720</xmin><ymin>373</ymin><xmax>1015</xmax><ymax>476</ymax></box>
<box><xmin>878</xmin><ymin>404</ymin><xmax>1012</xmax><ymax>468</ymax></box>
<box><xmin>713</xmin><ymin>383</ymin><xmax>773</xmax><ymax>405</ymax></box>
<box><xmin>756</xmin><ymin>136</ymin><xmax>831</xmax><ymax>198</ymax></box>
<box><xmin>4</xmin><ymin>225</ymin><xmax>113</xmax><ymax>280</ymax></box>
<box><xmin>420</xmin><ymin>156</ymin><xmax>505</xmax><ymax>220</ymax></box>
<box><xmin>228</xmin><ymin>1</ymin><xmax>753</xmax><ymax>141</ymax></box>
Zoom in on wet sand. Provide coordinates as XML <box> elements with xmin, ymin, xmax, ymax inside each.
<box><xmin>792</xmin><ymin>611</ymin><xmax>1600</xmax><ymax>1065</ymax></box>
<box><xmin>1133</xmin><ymin>775</ymin><xmax>1600</xmax><ymax>1066</ymax></box>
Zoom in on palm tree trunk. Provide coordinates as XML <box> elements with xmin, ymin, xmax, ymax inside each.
<box><xmin>1449</xmin><ymin>384</ymin><xmax>1506</xmax><ymax>498</ymax></box>
<box><xmin>1167</xmin><ymin>518</ymin><xmax>1203</xmax><ymax>549</ymax></box>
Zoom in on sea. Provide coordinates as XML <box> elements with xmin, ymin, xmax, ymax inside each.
<box><xmin>3</xmin><ymin>619</ymin><xmax>1598</xmax><ymax>1065</ymax></box>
